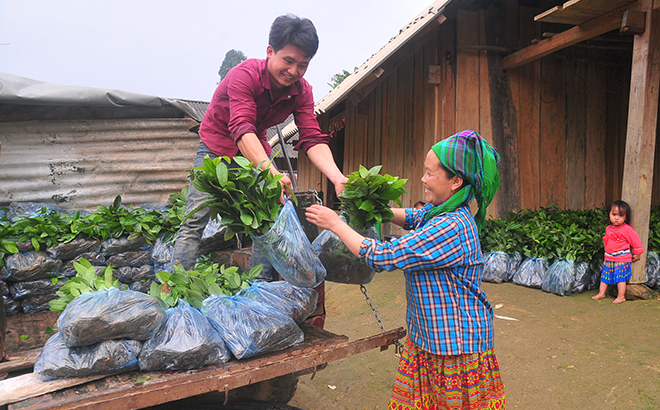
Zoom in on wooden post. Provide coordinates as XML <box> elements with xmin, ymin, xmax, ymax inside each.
<box><xmin>622</xmin><ymin>0</ymin><xmax>660</xmax><ymax>297</ymax></box>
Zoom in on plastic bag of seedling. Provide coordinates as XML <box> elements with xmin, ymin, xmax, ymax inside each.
<box><xmin>251</xmin><ymin>200</ymin><xmax>326</xmax><ymax>288</ymax></box>
<box><xmin>645</xmin><ymin>251</ymin><xmax>660</xmax><ymax>288</ymax></box>
<box><xmin>138</xmin><ymin>300</ymin><xmax>230</xmax><ymax>371</ymax></box>
<box><xmin>202</xmin><ymin>294</ymin><xmax>303</xmax><ymax>360</ymax></box>
<box><xmin>590</xmin><ymin>260</ymin><xmax>603</xmax><ymax>290</ymax></box>
<box><xmin>34</xmin><ymin>332</ymin><xmax>141</xmax><ymax>381</ymax></box>
<box><xmin>312</xmin><ymin>214</ymin><xmax>379</xmax><ymax>285</ymax></box>
<box><xmin>542</xmin><ymin>259</ymin><xmax>576</xmax><ymax>296</ymax></box>
<box><xmin>57</xmin><ymin>287</ymin><xmax>167</xmax><ymax>347</ymax></box>
<box><xmin>570</xmin><ymin>261</ymin><xmax>591</xmax><ymax>295</ymax></box>
<box><xmin>512</xmin><ymin>257</ymin><xmax>548</xmax><ymax>289</ymax></box>
<box><xmin>506</xmin><ymin>252</ymin><xmax>523</xmax><ymax>282</ymax></box>
<box><xmin>1</xmin><ymin>251</ymin><xmax>62</xmax><ymax>282</ymax></box>
<box><xmin>237</xmin><ymin>280</ymin><xmax>318</xmax><ymax>325</ymax></box>
<box><xmin>482</xmin><ymin>252</ymin><xmax>509</xmax><ymax>284</ymax></box>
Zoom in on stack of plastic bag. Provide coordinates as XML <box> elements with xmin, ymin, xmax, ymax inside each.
<box><xmin>138</xmin><ymin>300</ymin><xmax>231</xmax><ymax>371</ymax></box>
<box><xmin>250</xmin><ymin>201</ymin><xmax>325</xmax><ymax>288</ymax></box>
<box><xmin>312</xmin><ymin>214</ymin><xmax>378</xmax><ymax>285</ymax></box>
<box><xmin>236</xmin><ymin>280</ymin><xmax>318</xmax><ymax>325</ymax></box>
<box><xmin>34</xmin><ymin>288</ymin><xmax>167</xmax><ymax>380</ymax></box>
<box><xmin>202</xmin><ymin>294</ymin><xmax>303</xmax><ymax>360</ymax></box>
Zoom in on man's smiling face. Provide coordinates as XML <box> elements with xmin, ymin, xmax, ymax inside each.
<box><xmin>266</xmin><ymin>44</ymin><xmax>311</xmax><ymax>90</ymax></box>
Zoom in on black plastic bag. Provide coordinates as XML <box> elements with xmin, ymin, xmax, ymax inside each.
<box><xmin>542</xmin><ymin>259</ymin><xmax>575</xmax><ymax>296</ymax></box>
<box><xmin>22</xmin><ymin>293</ymin><xmax>59</xmax><ymax>313</ymax></box>
<box><xmin>199</xmin><ymin>217</ymin><xmax>235</xmax><ymax>254</ymax></box>
<box><xmin>482</xmin><ymin>252</ymin><xmax>509</xmax><ymax>284</ymax></box>
<box><xmin>101</xmin><ymin>235</ymin><xmax>147</xmax><ymax>256</ymax></box>
<box><xmin>236</xmin><ymin>280</ymin><xmax>318</xmax><ymax>325</ymax></box>
<box><xmin>114</xmin><ymin>265</ymin><xmax>155</xmax><ymax>284</ymax></box>
<box><xmin>251</xmin><ymin>201</ymin><xmax>325</xmax><ymax>288</ymax></box>
<box><xmin>4</xmin><ymin>296</ymin><xmax>21</xmax><ymax>316</ymax></box>
<box><xmin>570</xmin><ymin>261</ymin><xmax>591</xmax><ymax>295</ymax></box>
<box><xmin>34</xmin><ymin>332</ymin><xmax>141</xmax><ymax>381</ymax></box>
<box><xmin>106</xmin><ymin>250</ymin><xmax>152</xmax><ymax>268</ymax></box>
<box><xmin>61</xmin><ymin>252</ymin><xmax>106</xmax><ymax>277</ymax></box>
<box><xmin>10</xmin><ymin>279</ymin><xmax>63</xmax><ymax>300</ymax></box>
<box><xmin>590</xmin><ymin>260</ymin><xmax>603</xmax><ymax>290</ymax></box>
<box><xmin>506</xmin><ymin>252</ymin><xmax>523</xmax><ymax>282</ymax></box>
<box><xmin>46</xmin><ymin>237</ymin><xmax>101</xmax><ymax>261</ymax></box>
<box><xmin>57</xmin><ymin>287</ymin><xmax>167</xmax><ymax>347</ymax></box>
<box><xmin>645</xmin><ymin>251</ymin><xmax>660</xmax><ymax>289</ymax></box>
<box><xmin>312</xmin><ymin>215</ymin><xmax>378</xmax><ymax>285</ymax></box>
<box><xmin>202</xmin><ymin>294</ymin><xmax>304</xmax><ymax>360</ymax></box>
<box><xmin>0</xmin><ymin>251</ymin><xmax>62</xmax><ymax>282</ymax></box>
<box><xmin>512</xmin><ymin>257</ymin><xmax>548</xmax><ymax>289</ymax></box>
<box><xmin>138</xmin><ymin>300</ymin><xmax>230</xmax><ymax>371</ymax></box>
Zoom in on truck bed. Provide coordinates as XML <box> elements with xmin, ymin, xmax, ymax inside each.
<box><xmin>0</xmin><ymin>325</ymin><xmax>405</xmax><ymax>410</ymax></box>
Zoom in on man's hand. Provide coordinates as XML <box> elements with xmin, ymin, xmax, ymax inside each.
<box><xmin>278</xmin><ymin>172</ymin><xmax>293</xmax><ymax>204</ymax></box>
<box><xmin>333</xmin><ymin>176</ymin><xmax>349</xmax><ymax>198</ymax></box>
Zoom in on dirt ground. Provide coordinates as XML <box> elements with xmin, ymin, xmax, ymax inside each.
<box><xmin>289</xmin><ymin>270</ymin><xmax>660</xmax><ymax>410</ymax></box>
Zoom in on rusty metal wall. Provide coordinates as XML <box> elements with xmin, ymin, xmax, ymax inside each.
<box><xmin>0</xmin><ymin>118</ymin><xmax>200</xmax><ymax>210</ymax></box>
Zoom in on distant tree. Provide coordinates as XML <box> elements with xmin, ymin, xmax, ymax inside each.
<box><xmin>218</xmin><ymin>49</ymin><xmax>247</xmax><ymax>81</ymax></box>
<box><xmin>327</xmin><ymin>68</ymin><xmax>356</xmax><ymax>89</ymax></box>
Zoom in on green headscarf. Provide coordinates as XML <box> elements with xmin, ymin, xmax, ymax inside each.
<box><xmin>424</xmin><ymin>130</ymin><xmax>500</xmax><ymax>230</ymax></box>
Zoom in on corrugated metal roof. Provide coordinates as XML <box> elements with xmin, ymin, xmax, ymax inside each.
<box><xmin>0</xmin><ymin>118</ymin><xmax>199</xmax><ymax>210</ymax></box>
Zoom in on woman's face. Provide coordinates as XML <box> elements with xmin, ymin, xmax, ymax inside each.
<box><xmin>421</xmin><ymin>150</ymin><xmax>463</xmax><ymax>206</ymax></box>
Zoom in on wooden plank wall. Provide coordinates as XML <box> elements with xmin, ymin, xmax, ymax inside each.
<box><xmin>301</xmin><ymin>2</ymin><xmax>660</xmax><ymax>221</ymax></box>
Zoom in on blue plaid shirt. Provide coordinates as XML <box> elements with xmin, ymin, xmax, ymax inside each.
<box><xmin>359</xmin><ymin>205</ymin><xmax>494</xmax><ymax>355</ymax></box>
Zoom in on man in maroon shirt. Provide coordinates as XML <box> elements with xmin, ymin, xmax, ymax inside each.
<box><xmin>172</xmin><ymin>15</ymin><xmax>346</xmax><ymax>326</ymax></box>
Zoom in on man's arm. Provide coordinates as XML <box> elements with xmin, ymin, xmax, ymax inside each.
<box><xmin>306</xmin><ymin>143</ymin><xmax>348</xmax><ymax>195</ymax></box>
<box><xmin>236</xmin><ymin>133</ymin><xmax>292</xmax><ymax>199</ymax></box>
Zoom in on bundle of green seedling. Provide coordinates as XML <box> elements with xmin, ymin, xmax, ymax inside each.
<box><xmin>148</xmin><ymin>261</ymin><xmax>263</xmax><ymax>309</ymax></box>
<box><xmin>189</xmin><ymin>155</ymin><xmax>296</xmax><ymax>241</ymax></box>
<box><xmin>339</xmin><ymin>165</ymin><xmax>407</xmax><ymax>231</ymax></box>
<box><xmin>48</xmin><ymin>257</ymin><xmax>262</xmax><ymax>312</ymax></box>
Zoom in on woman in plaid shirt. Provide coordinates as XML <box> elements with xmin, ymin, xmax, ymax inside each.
<box><xmin>306</xmin><ymin>130</ymin><xmax>506</xmax><ymax>409</ymax></box>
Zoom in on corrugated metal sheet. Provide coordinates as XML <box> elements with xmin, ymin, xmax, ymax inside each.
<box><xmin>0</xmin><ymin>117</ymin><xmax>199</xmax><ymax>210</ymax></box>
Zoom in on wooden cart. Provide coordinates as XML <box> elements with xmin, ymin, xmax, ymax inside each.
<box><xmin>0</xmin><ymin>324</ymin><xmax>405</xmax><ymax>410</ymax></box>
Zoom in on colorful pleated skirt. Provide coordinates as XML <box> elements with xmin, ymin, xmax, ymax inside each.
<box><xmin>388</xmin><ymin>338</ymin><xmax>505</xmax><ymax>410</ymax></box>
<box><xmin>601</xmin><ymin>261</ymin><xmax>631</xmax><ymax>285</ymax></box>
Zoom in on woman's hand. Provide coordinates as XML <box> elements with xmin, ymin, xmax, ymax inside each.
<box><xmin>305</xmin><ymin>204</ymin><xmax>342</xmax><ymax>231</ymax></box>
<box><xmin>632</xmin><ymin>254</ymin><xmax>641</xmax><ymax>262</ymax></box>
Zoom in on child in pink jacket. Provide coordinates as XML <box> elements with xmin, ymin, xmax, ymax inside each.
<box><xmin>592</xmin><ymin>200</ymin><xmax>644</xmax><ymax>304</ymax></box>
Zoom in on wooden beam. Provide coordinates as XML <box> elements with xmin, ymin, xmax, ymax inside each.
<box><xmin>622</xmin><ymin>0</ymin><xmax>660</xmax><ymax>286</ymax></box>
<box><xmin>503</xmin><ymin>3</ymin><xmax>638</xmax><ymax>70</ymax></box>
<box><xmin>535</xmin><ymin>0</ymin><xmax>636</xmax><ymax>25</ymax></box>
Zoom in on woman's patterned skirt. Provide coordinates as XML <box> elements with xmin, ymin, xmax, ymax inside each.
<box><xmin>388</xmin><ymin>338</ymin><xmax>505</xmax><ymax>410</ymax></box>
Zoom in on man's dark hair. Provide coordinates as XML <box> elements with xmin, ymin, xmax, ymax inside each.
<box><xmin>269</xmin><ymin>14</ymin><xmax>319</xmax><ymax>58</ymax></box>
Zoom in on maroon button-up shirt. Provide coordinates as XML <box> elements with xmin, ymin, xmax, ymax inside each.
<box><xmin>199</xmin><ymin>58</ymin><xmax>331</xmax><ymax>158</ymax></box>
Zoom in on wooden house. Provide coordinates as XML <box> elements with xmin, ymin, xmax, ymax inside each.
<box><xmin>288</xmin><ymin>0</ymin><xmax>659</xmax><ymax>287</ymax></box>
